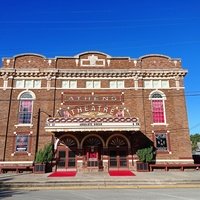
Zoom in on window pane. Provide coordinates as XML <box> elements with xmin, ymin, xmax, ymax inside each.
<box><xmin>25</xmin><ymin>80</ymin><xmax>33</xmax><ymax>88</ymax></box>
<box><xmin>161</xmin><ymin>80</ymin><xmax>169</xmax><ymax>88</ymax></box>
<box><xmin>18</xmin><ymin>100</ymin><xmax>32</xmax><ymax>124</ymax></box>
<box><xmin>152</xmin><ymin>80</ymin><xmax>160</xmax><ymax>88</ymax></box>
<box><xmin>110</xmin><ymin>81</ymin><xmax>116</xmax><ymax>88</ymax></box>
<box><xmin>16</xmin><ymin>80</ymin><xmax>24</xmax><ymax>88</ymax></box>
<box><xmin>151</xmin><ymin>93</ymin><xmax>162</xmax><ymax>99</ymax></box>
<box><xmin>16</xmin><ymin>135</ymin><xmax>29</xmax><ymax>152</ymax></box>
<box><xmin>62</xmin><ymin>80</ymin><xmax>69</xmax><ymax>88</ymax></box>
<box><xmin>94</xmin><ymin>81</ymin><xmax>100</xmax><ymax>88</ymax></box>
<box><xmin>117</xmin><ymin>81</ymin><xmax>124</xmax><ymax>88</ymax></box>
<box><xmin>152</xmin><ymin>100</ymin><xmax>165</xmax><ymax>123</ymax></box>
<box><xmin>70</xmin><ymin>81</ymin><xmax>77</xmax><ymax>88</ymax></box>
<box><xmin>86</xmin><ymin>81</ymin><xmax>93</xmax><ymax>88</ymax></box>
<box><xmin>20</xmin><ymin>92</ymin><xmax>33</xmax><ymax>99</ymax></box>
<box><xmin>144</xmin><ymin>80</ymin><xmax>151</xmax><ymax>88</ymax></box>
<box><xmin>156</xmin><ymin>134</ymin><xmax>168</xmax><ymax>151</ymax></box>
<box><xmin>34</xmin><ymin>80</ymin><xmax>41</xmax><ymax>88</ymax></box>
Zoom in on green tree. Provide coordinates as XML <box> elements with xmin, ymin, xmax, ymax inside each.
<box><xmin>190</xmin><ymin>133</ymin><xmax>200</xmax><ymax>151</ymax></box>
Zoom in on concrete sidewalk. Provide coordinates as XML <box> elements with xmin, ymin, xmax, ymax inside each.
<box><xmin>0</xmin><ymin>171</ymin><xmax>200</xmax><ymax>190</ymax></box>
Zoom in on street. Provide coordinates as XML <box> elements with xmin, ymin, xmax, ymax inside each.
<box><xmin>1</xmin><ymin>188</ymin><xmax>200</xmax><ymax>200</ymax></box>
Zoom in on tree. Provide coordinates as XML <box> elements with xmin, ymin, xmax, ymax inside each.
<box><xmin>190</xmin><ymin>133</ymin><xmax>200</xmax><ymax>151</ymax></box>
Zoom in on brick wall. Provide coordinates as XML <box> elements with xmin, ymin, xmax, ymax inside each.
<box><xmin>0</xmin><ymin>51</ymin><xmax>192</xmax><ymax>163</ymax></box>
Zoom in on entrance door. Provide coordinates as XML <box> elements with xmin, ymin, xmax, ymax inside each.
<box><xmin>83</xmin><ymin>136</ymin><xmax>103</xmax><ymax>170</ymax></box>
<box><xmin>108</xmin><ymin>136</ymin><xmax>128</xmax><ymax>169</ymax></box>
<box><xmin>109</xmin><ymin>148</ymin><xmax>128</xmax><ymax>169</ymax></box>
<box><xmin>57</xmin><ymin>146</ymin><xmax>76</xmax><ymax>169</ymax></box>
<box><xmin>86</xmin><ymin>146</ymin><xmax>99</xmax><ymax>167</ymax></box>
<box><xmin>57</xmin><ymin>149</ymin><xmax>66</xmax><ymax>169</ymax></box>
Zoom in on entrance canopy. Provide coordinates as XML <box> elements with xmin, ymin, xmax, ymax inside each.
<box><xmin>45</xmin><ymin>117</ymin><xmax>140</xmax><ymax>132</ymax></box>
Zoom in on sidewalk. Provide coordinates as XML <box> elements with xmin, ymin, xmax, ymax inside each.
<box><xmin>0</xmin><ymin>171</ymin><xmax>200</xmax><ymax>190</ymax></box>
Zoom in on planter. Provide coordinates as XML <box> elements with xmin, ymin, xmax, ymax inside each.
<box><xmin>34</xmin><ymin>163</ymin><xmax>53</xmax><ymax>173</ymax></box>
<box><xmin>34</xmin><ymin>163</ymin><xmax>46</xmax><ymax>173</ymax></box>
<box><xmin>136</xmin><ymin>162</ymin><xmax>149</xmax><ymax>172</ymax></box>
<box><xmin>45</xmin><ymin>162</ymin><xmax>53</xmax><ymax>173</ymax></box>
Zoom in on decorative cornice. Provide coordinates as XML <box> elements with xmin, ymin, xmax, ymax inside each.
<box><xmin>0</xmin><ymin>69</ymin><xmax>187</xmax><ymax>78</ymax></box>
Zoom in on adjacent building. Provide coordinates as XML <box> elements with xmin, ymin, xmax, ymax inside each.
<box><xmin>0</xmin><ymin>51</ymin><xmax>193</xmax><ymax>171</ymax></box>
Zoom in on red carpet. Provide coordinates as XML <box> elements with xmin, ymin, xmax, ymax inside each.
<box><xmin>48</xmin><ymin>171</ymin><xmax>77</xmax><ymax>177</ymax></box>
<box><xmin>109</xmin><ymin>170</ymin><xmax>135</xmax><ymax>176</ymax></box>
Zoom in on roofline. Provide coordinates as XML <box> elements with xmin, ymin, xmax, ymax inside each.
<box><xmin>1</xmin><ymin>52</ymin><xmax>181</xmax><ymax>61</ymax></box>
<box><xmin>139</xmin><ymin>54</ymin><xmax>173</xmax><ymax>60</ymax></box>
<box><xmin>13</xmin><ymin>53</ymin><xmax>46</xmax><ymax>59</ymax></box>
<box><xmin>74</xmin><ymin>51</ymin><xmax>112</xmax><ymax>58</ymax></box>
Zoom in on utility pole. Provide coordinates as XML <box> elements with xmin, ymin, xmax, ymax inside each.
<box><xmin>35</xmin><ymin>108</ymin><xmax>41</xmax><ymax>159</ymax></box>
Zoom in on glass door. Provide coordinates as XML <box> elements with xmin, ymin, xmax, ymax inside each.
<box><xmin>109</xmin><ymin>149</ymin><xmax>117</xmax><ymax>167</ymax></box>
<box><xmin>57</xmin><ymin>149</ymin><xmax>67</xmax><ymax>169</ymax></box>
<box><xmin>86</xmin><ymin>146</ymin><xmax>99</xmax><ymax>167</ymax></box>
<box><xmin>109</xmin><ymin>148</ymin><xmax>128</xmax><ymax>169</ymax></box>
<box><xmin>68</xmin><ymin>149</ymin><xmax>76</xmax><ymax>168</ymax></box>
<box><xmin>57</xmin><ymin>146</ymin><xmax>76</xmax><ymax>169</ymax></box>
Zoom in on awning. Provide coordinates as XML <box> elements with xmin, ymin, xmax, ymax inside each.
<box><xmin>45</xmin><ymin>117</ymin><xmax>140</xmax><ymax>132</ymax></box>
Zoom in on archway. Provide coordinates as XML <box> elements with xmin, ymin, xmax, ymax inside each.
<box><xmin>107</xmin><ymin>135</ymin><xmax>129</xmax><ymax>169</ymax></box>
<box><xmin>56</xmin><ymin>135</ymin><xmax>78</xmax><ymax>170</ymax></box>
<box><xmin>82</xmin><ymin>135</ymin><xmax>103</xmax><ymax>169</ymax></box>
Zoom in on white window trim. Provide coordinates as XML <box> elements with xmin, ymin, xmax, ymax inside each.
<box><xmin>144</xmin><ymin>80</ymin><xmax>170</xmax><ymax>89</ymax></box>
<box><xmin>86</xmin><ymin>80</ymin><xmax>101</xmax><ymax>89</ymax></box>
<box><xmin>109</xmin><ymin>80</ymin><xmax>124</xmax><ymax>89</ymax></box>
<box><xmin>61</xmin><ymin>80</ymin><xmax>77</xmax><ymax>89</ymax></box>
<box><xmin>15</xmin><ymin>79</ymin><xmax>41</xmax><ymax>89</ymax></box>
<box><xmin>11</xmin><ymin>132</ymin><xmax>32</xmax><ymax>156</ymax></box>
<box><xmin>17</xmin><ymin>91</ymin><xmax>35</xmax><ymax>125</ymax></box>
<box><xmin>149</xmin><ymin>90</ymin><xmax>167</xmax><ymax>125</ymax></box>
<box><xmin>154</xmin><ymin>132</ymin><xmax>169</xmax><ymax>152</ymax></box>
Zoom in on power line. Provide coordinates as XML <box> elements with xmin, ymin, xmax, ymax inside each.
<box><xmin>0</xmin><ymin>92</ymin><xmax>199</xmax><ymax>102</ymax></box>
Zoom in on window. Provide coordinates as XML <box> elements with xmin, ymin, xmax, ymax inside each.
<box><xmin>15</xmin><ymin>134</ymin><xmax>29</xmax><ymax>152</ymax></box>
<box><xmin>155</xmin><ymin>133</ymin><xmax>168</xmax><ymax>151</ymax></box>
<box><xmin>152</xmin><ymin>80</ymin><xmax>160</xmax><ymax>88</ymax></box>
<box><xmin>144</xmin><ymin>80</ymin><xmax>169</xmax><ymax>89</ymax></box>
<box><xmin>144</xmin><ymin>80</ymin><xmax>151</xmax><ymax>88</ymax></box>
<box><xmin>16</xmin><ymin>80</ymin><xmax>24</xmax><ymax>88</ymax></box>
<box><xmin>151</xmin><ymin>92</ymin><xmax>166</xmax><ymax>124</ymax></box>
<box><xmin>18</xmin><ymin>92</ymin><xmax>34</xmax><ymax>124</ymax></box>
<box><xmin>109</xmin><ymin>80</ymin><xmax>124</xmax><ymax>88</ymax></box>
<box><xmin>15</xmin><ymin>80</ymin><xmax>41</xmax><ymax>88</ymax></box>
<box><xmin>62</xmin><ymin>80</ymin><xmax>77</xmax><ymax>88</ymax></box>
<box><xmin>86</xmin><ymin>80</ymin><xmax>101</xmax><ymax>88</ymax></box>
<box><xmin>161</xmin><ymin>80</ymin><xmax>169</xmax><ymax>88</ymax></box>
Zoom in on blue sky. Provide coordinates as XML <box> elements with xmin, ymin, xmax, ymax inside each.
<box><xmin>0</xmin><ymin>0</ymin><xmax>200</xmax><ymax>134</ymax></box>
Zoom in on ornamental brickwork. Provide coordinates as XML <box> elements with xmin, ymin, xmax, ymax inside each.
<box><xmin>0</xmin><ymin>51</ymin><xmax>193</xmax><ymax>171</ymax></box>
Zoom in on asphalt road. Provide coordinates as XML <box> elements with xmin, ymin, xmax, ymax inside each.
<box><xmin>1</xmin><ymin>188</ymin><xmax>200</xmax><ymax>200</ymax></box>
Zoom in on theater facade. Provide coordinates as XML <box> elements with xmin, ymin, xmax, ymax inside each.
<box><xmin>0</xmin><ymin>51</ymin><xmax>193</xmax><ymax>171</ymax></box>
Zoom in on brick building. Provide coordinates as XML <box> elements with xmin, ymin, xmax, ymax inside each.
<box><xmin>0</xmin><ymin>51</ymin><xmax>193</xmax><ymax>171</ymax></box>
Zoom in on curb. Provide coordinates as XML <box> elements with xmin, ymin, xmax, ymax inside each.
<box><xmin>1</xmin><ymin>181</ymin><xmax>200</xmax><ymax>190</ymax></box>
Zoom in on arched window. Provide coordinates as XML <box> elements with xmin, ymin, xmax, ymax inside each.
<box><xmin>18</xmin><ymin>91</ymin><xmax>35</xmax><ymax>124</ymax></box>
<box><xmin>150</xmin><ymin>92</ymin><xmax>166</xmax><ymax>124</ymax></box>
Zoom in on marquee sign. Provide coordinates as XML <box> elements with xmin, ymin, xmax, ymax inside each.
<box><xmin>61</xmin><ymin>91</ymin><xmax>124</xmax><ymax>105</ymax></box>
<box><xmin>58</xmin><ymin>104</ymin><xmax>125</xmax><ymax>118</ymax></box>
<box><xmin>45</xmin><ymin>117</ymin><xmax>140</xmax><ymax>132</ymax></box>
<box><xmin>45</xmin><ymin>91</ymin><xmax>140</xmax><ymax>132</ymax></box>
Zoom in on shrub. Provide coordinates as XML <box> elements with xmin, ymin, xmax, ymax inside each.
<box><xmin>136</xmin><ymin>146</ymin><xmax>154</xmax><ymax>163</ymax></box>
<box><xmin>35</xmin><ymin>143</ymin><xmax>53</xmax><ymax>163</ymax></box>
